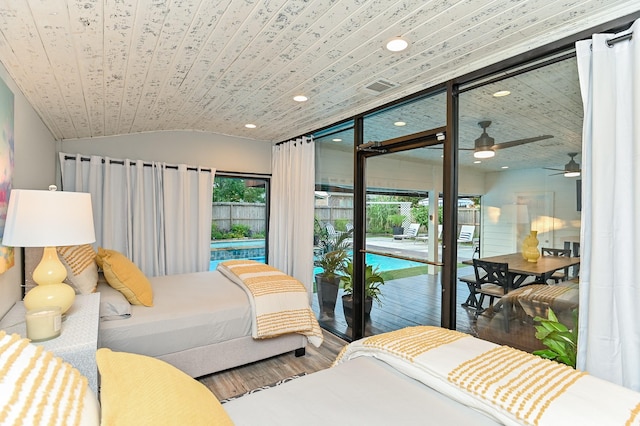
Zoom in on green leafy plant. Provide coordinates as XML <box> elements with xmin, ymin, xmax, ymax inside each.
<box><xmin>340</xmin><ymin>259</ymin><xmax>385</xmax><ymax>306</ymax></box>
<box><xmin>387</xmin><ymin>214</ymin><xmax>405</xmax><ymax>228</ymax></box>
<box><xmin>334</xmin><ymin>218</ymin><xmax>349</xmax><ymax>231</ymax></box>
<box><xmin>314</xmin><ymin>229</ymin><xmax>352</xmax><ymax>280</ymax></box>
<box><xmin>532</xmin><ymin>308</ymin><xmax>578</xmax><ymax>368</ymax></box>
<box><xmin>411</xmin><ymin>205</ymin><xmax>430</xmax><ymax>229</ymax></box>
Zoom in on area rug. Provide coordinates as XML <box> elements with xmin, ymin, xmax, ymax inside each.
<box><xmin>220</xmin><ymin>373</ymin><xmax>307</xmax><ymax>404</ymax></box>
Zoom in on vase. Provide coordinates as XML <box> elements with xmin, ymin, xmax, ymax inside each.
<box><xmin>523</xmin><ymin>230</ymin><xmax>540</xmax><ymax>263</ymax></box>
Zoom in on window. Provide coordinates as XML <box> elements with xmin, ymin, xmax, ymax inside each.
<box><xmin>210</xmin><ymin>175</ymin><xmax>269</xmax><ymax>270</ymax></box>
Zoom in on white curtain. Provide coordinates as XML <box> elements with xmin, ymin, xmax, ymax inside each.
<box><xmin>269</xmin><ymin>136</ymin><xmax>315</xmax><ymax>298</ymax></box>
<box><xmin>576</xmin><ymin>20</ymin><xmax>640</xmax><ymax>390</ymax></box>
<box><xmin>59</xmin><ymin>153</ymin><xmax>214</xmax><ymax>277</ymax></box>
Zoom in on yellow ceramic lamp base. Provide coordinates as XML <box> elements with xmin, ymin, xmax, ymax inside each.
<box><xmin>26</xmin><ymin>246</ymin><xmax>75</xmax><ymax>313</ymax></box>
<box><xmin>24</xmin><ymin>283</ymin><xmax>75</xmax><ymax>314</ymax></box>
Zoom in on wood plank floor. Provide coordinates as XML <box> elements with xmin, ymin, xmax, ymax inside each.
<box><xmin>199</xmin><ymin>330</ymin><xmax>348</xmax><ymax>400</ymax></box>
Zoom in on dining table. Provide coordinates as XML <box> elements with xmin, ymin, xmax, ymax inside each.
<box><xmin>462</xmin><ymin>252</ymin><xmax>581</xmax><ymax>288</ymax></box>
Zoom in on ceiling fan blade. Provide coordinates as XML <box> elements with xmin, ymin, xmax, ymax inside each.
<box><xmin>491</xmin><ymin>135</ymin><xmax>554</xmax><ymax>150</ymax></box>
<box><xmin>543</xmin><ymin>167</ymin><xmax>565</xmax><ymax>172</ymax></box>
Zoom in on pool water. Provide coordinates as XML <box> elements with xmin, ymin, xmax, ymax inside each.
<box><xmin>210</xmin><ymin>252</ymin><xmax>422</xmax><ymax>273</ymax></box>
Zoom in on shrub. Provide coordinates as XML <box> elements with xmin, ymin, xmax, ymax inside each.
<box><xmin>230</xmin><ymin>224</ymin><xmax>251</xmax><ymax>238</ymax></box>
<box><xmin>211</xmin><ymin>223</ymin><xmax>224</xmax><ymax>240</ymax></box>
<box><xmin>334</xmin><ymin>218</ymin><xmax>349</xmax><ymax>231</ymax></box>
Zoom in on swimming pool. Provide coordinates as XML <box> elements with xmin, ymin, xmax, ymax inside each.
<box><xmin>209</xmin><ymin>252</ymin><xmax>422</xmax><ymax>273</ymax></box>
<box><xmin>210</xmin><ymin>239</ymin><xmax>265</xmax><ymax>263</ymax></box>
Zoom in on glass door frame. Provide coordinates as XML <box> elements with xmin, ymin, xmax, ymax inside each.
<box><xmin>351</xmin><ymin>120</ymin><xmax>458</xmax><ymax>339</ymax></box>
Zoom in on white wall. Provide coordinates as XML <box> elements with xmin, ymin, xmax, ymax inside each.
<box><xmin>60</xmin><ymin>130</ymin><xmax>273</xmax><ymax>174</ymax></box>
<box><xmin>481</xmin><ymin>168</ymin><xmax>581</xmax><ymax>257</ymax></box>
<box><xmin>0</xmin><ymin>64</ymin><xmax>57</xmax><ymax>317</ymax></box>
<box><xmin>316</xmin><ymin>144</ymin><xmax>485</xmax><ymax>195</ymax></box>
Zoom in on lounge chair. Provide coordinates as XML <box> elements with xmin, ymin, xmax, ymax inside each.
<box><xmin>394</xmin><ymin>223</ymin><xmax>420</xmax><ymax>240</ymax></box>
<box><xmin>414</xmin><ymin>224</ymin><xmax>442</xmax><ymax>243</ymax></box>
<box><xmin>457</xmin><ymin>225</ymin><xmax>475</xmax><ymax>243</ymax></box>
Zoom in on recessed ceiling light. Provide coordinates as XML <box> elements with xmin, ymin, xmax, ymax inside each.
<box><xmin>501</xmin><ymin>166</ymin><xmax>509</xmax><ymax>169</ymax></box>
<box><xmin>332</xmin><ymin>138</ymin><xmax>342</xmax><ymax>142</ymax></box>
<box><xmin>474</xmin><ymin>160</ymin><xmax>481</xmax><ymax>164</ymax></box>
<box><xmin>293</xmin><ymin>95</ymin><xmax>308</xmax><ymax>102</ymax></box>
<box><xmin>245</xmin><ymin>123</ymin><xmax>256</xmax><ymax>129</ymax></box>
<box><xmin>493</xmin><ymin>90</ymin><xmax>511</xmax><ymax>97</ymax></box>
<box><xmin>385</xmin><ymin>37</ymin><xmax>408</xmax><ymax>52</ymax></box>
<box><xmin>394</xmin><ymin>121</ymin><xmax>406</xmax><ymax>126</ymax></box>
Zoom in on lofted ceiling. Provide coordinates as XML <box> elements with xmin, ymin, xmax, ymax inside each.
<box><xmin>0</xmin><ymin>0</ymin><xmax>638</xmax><ymax>146</ymax></box>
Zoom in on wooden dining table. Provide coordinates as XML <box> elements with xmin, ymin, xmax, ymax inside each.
<box><xmin>463</xmin><ymin>252</ymin><xmax>581</xmax><ymax>288</ymax></box>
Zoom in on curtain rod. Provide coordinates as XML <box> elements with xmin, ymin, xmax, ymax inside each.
<box><xmin>63</xmin><ymin>155</ymin><xmax>212</xmax><ymax>173</ymax></box>
<box><xmin>607</xmin><ymin>32</ymin><xmax>633</xmax><ymax>47</ymax></box>
<box><xmin>274</xmin><ymin>136</ymin><xmax>313</xmax><ymax>146</ymax></box>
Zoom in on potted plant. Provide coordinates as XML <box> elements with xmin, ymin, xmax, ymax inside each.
<box><xmin>387</xmin><ymin>214</ymin><xmax>406</xmax><ymax>235</ymax></box>
<box><xmin>314</xmin><ymin>230</ymin><xmax>351</xmax><ymax>319</ymax></box>
<box><xmin>339</xmin><ymin>259</ymin><xmax>384</xmax><ymax>328</ymax></box>
<box><xmin>313</xmin><ymin>217</ymin><xmax>327</xmax><ymax>246</ymax></box>
<box><xmin>532</xmin><ymin>308</ymin><xmax>578</xmax><ymax>368</ymax></box>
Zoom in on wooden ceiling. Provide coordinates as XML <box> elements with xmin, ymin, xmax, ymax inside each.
<box><xmin>0</xmin><ymin>0</ymin><xmax>638</xmax><ymax>145</ymax></box>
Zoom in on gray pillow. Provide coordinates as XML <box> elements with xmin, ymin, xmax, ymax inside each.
<box><xmin>97</xmin><ymin>281</ymin><xmax>131</xmax><ymax>321</ymax></box>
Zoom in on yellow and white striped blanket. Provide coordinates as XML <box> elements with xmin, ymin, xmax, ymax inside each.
<box><xmin>0</xmin><ymin>331</ymin><xmax>88</xmax><ymax>426</ymax></box>
<box><xmin>217</xmin><ymin>260</ymin><xmax>323</xmax><ymax>347</ymax></box>
<box><xmin>334</xmin><ymin>326</ymin><xmax>640</xmax><ymax>426</ymax></box>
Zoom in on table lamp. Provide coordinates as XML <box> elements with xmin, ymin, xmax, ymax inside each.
<box><xmin>2</xmin><ymin>186</ymin><xmax>96</xmax><ymax>313</ymax></box>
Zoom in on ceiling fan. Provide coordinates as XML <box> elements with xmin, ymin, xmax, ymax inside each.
<box><xmin>545</xmin><ymin>152</ymin><xmax>581</xmax><ymax>177</ymax></box>
<box><xmin>468</xmin><ymin>121</ymin><xmax>554</xmax><ymax>159</ymax></box>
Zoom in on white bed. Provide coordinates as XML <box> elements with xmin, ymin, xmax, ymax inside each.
<box><xmin>223</xmin><ymin>355</ymin><xmax>501</xmax><ymax>425</ymax></box>
<box><xmin>222</xmin><ymin>326</ymin><xmax>640</xmax><ymax>426</ymax></box>
<box><xmin>99</xmin><ymin>269</ymin><xmax>308</xmax><ymax>377</ymax></box>
<box><xmin>24</xmin><ymin>248</ymin><xmax>308</xmax><ymax>378</ymax></box>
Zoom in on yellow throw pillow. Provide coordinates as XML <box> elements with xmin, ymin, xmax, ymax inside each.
<box><xmin>97</xmin><ymin>248</ymin><xmax>153</xmax><ymax>306</ymax></box>
<box><xmin>58</xmin><ymin>244</ymin><xmax>99</xmax><ymax>294</ymax></box>
<box><xmin>96</xmin><ymin>348</ymin><xmax>233</xmax><ymax>426</ymax></box>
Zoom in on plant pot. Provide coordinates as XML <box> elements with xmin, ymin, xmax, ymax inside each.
<box><xmin>315</xmin><ymin>275</ymin><xmax>340</xmax><ymax>318</ymax></box>
<box><xmin>341</xmin><ymin>295</ymin><xmax>373</xmax><ymax>328</ymax></box>
<box><xmin>392</xmin><ymin>226</ymin><xmax>404</xmax><ymax>235</ymax></box>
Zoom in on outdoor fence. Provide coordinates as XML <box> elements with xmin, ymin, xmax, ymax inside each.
<box><xmin>212</xmin><ymin>202</ymin><xmax>266</xmax><ymax>233</ymax></box>
<box><xmin>212</xmin><ymin>203</ymin><xmax>480</xmax><ymax>235</ymax></box>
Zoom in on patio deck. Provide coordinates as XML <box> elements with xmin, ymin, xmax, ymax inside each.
<box><xmin>312</xmin><ymin>237</ymin><xmax>544</xmax><ymax>352</ymax></box>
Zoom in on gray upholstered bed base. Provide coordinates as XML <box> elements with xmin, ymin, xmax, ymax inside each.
<box><xmin>157</xmin><ymin>333</ymin><xmax>307</xmax><ymax>378</ymax></box>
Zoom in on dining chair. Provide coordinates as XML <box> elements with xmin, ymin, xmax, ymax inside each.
<box><xmin>540</xmin><ymin>247</ymin><xmax>572</xmax><ymax>283</ymax></box>
<box><xmin>471</xmin><ymin>259</ymin><xmax>510</xmax><ymax>318</ymax></box>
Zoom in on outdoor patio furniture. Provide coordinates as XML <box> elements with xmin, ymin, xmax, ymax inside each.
<box><xmin>471</xmin><ymin>259</ymin><xmax>511</xmax><ymax>319</ymax></box>
<box><xmin>414</xmin><ymin>224</ymin><xmax>441</xmax><ymax>243</ymax></box>
<box><xmin>457</xmin><ymin>225</ymin><xmax>475</xmax><ymax>243</ymax></box>
<box><xmin>462</xmin><ymin>252</ymin><xmax>580</xmax><ymax>287</ymax></box>
<box><xmin>326</xmin><ymin>223</ymin><xmax>341</xmax><ymax>243</ymax></box>
<box><xmin>393</xmin><ymin>223</ymin><xmax>420</xmax><ymax>240</ymax></box>
<box><xmin>540</xmin><ymin>247</ymin><xmax>572</xmax><ymax>283</ymax></box>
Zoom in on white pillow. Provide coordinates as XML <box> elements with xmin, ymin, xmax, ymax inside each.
<box><xmin>97</xmin><ymin>281</ymin><xmax>132</xmax><ymax>321</ymax></box>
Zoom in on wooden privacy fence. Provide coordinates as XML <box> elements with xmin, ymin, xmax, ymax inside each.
<box><xmin>212</xmin><ymin>203</ymin><xmax>479</xmax><ymax>234</ymax></box>
<box><xmin>212</xmin><ymin>202</ymin><xmax>266</xmax><ymax>233</ymax></box>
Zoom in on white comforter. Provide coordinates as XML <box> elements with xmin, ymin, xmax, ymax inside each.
<box><xmin>335</xmin><ymin>326</ymin><xmax>640</xmax><ymax>426</ymax></box>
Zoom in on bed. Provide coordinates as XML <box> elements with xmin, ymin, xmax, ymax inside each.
<box><xmin>221</xmin><ymin>326</ymin><xmax>640</xmax><ymax>426</ymax></box>
<box><xmin>5</xmin><ymin>324</ymin><xmax>640</xmax><ymax>425</ymax></box>
<box><xmin>24</xmin><ymin>247</ymin><xmax>320</xmax><ymax>378</ymax></box>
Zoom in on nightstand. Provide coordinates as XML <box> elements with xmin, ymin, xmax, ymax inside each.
<box><xmin>0</xmin><ymin>293</ymin><xmax>100</xmax><ymax>395</ymax></box>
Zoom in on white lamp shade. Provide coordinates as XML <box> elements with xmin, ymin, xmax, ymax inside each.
<box><xmin>2</xmin><ymin>189</ymin><xmax>96</xmax><ymax>247</ymax></box>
